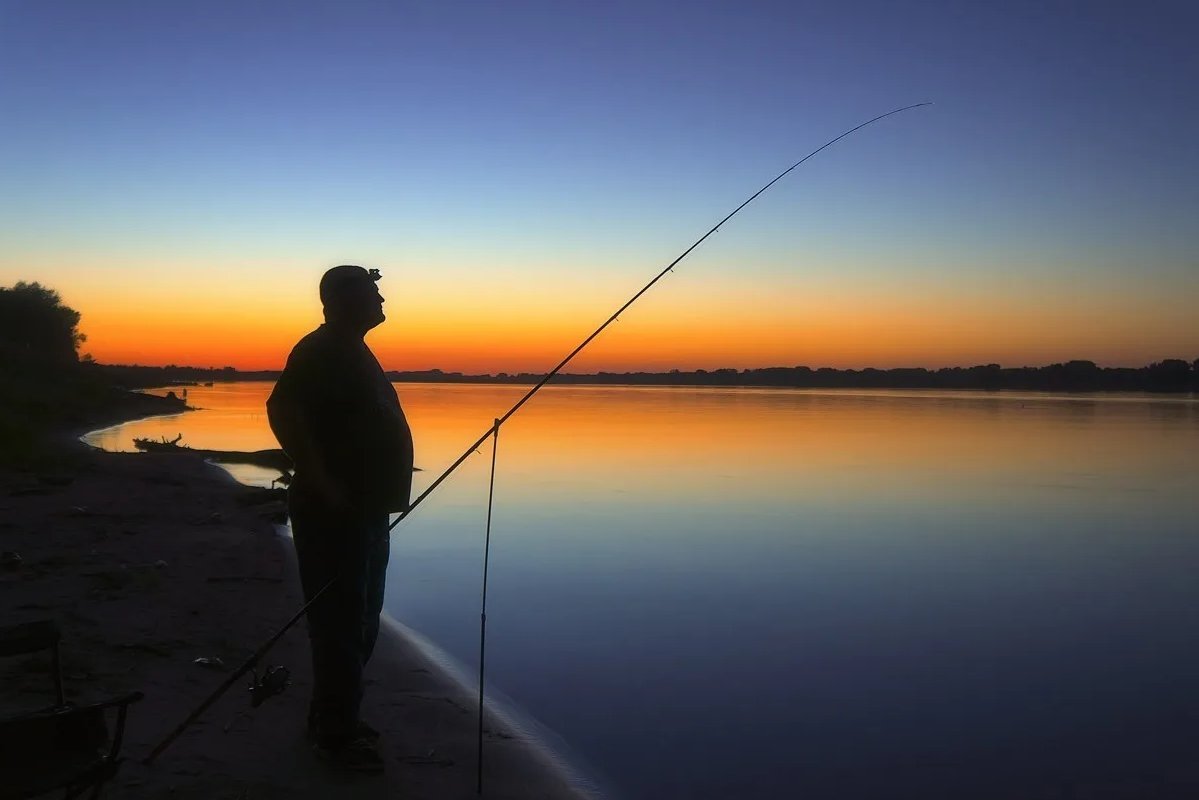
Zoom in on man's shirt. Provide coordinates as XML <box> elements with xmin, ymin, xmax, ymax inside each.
<box><xmin>267</xmin><ymin>324</ymin><xmax>414</xmax><ymax>513</ymax></box>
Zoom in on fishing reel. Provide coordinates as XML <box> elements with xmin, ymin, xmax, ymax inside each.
<box><xmin>248</xmin><ymin>664</ymin><xmax>291</xmax><ymax>708</ymax></box>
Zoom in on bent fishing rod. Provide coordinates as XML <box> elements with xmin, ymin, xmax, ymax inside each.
<box><xmin>143</xmin><ymin>101</ymin><xmax>931</xmax><ymax>765</ymax></box>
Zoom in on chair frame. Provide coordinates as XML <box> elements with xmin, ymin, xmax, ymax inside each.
<box><xmin>0</xmin><ymin>620</ymin><xmax>143</xmax><ymax>800</ymax></box>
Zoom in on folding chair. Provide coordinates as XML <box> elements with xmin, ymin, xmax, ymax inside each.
<box><xmin>0</xmin><ymin>620</ymin><xmax>143</xmax><ymax>799</ymax></box>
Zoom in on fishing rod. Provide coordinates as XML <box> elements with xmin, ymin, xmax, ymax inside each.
<box><xmin>143</xmin><ymin>101</ymin><xmax>932</xmax><ymax>766</ymax></box>
<box><xmin>388</xmin><ymin>101</ymin><xmax>931</xmax><ymax>532</ymax></box>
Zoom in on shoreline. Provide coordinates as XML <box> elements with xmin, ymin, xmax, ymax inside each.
<box><xmin>1</xmin><ymin>392</ymin><xmax>590</xmax><ymax>798</ymax></box>
<box><xmin>90</xmin><ymin>360</ymin><xmax>1199</xmax><ymax>395</ymax></box>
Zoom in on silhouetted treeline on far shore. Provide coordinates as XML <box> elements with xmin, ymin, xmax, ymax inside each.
<box><xmin>94</xmin><ymin>359</ymin><xmax>1199</xmax><ymax>393</ymax></box>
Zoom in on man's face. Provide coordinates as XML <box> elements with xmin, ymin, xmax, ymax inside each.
<box><xmin>332</xmin><ymin>280</ymin><xmax>386</xmax><ymax>330</ymax></box>
<box><xmin>359</xmin><ymin>282</ymin><xmax>386</xmax><ymax>330</ymax></box>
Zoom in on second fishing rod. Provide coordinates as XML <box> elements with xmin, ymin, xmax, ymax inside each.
<box><xmin>143</xmin><ymin>101</ymin><xmax>931</xmax><ymax>765</ymax></box>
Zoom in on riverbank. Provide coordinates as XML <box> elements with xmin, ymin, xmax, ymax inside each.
<box><xmin>0</xmin><ymin>393</ymin><xmax>588</xmax><ymax>799</ymax></box>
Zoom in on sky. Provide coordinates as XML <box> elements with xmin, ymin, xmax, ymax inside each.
<box><xmin>1</xmin><ymin>0</ymin><xmax>1196</xmax><ymax>372</ymax></box>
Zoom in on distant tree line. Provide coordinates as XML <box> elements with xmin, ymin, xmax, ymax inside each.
<box><xmin>95</xmin><ymin>363</ymin><xmax>278</xmax><ymax>387</ymax></box>
<box><xmin>94</xmin><ymin>360</ymin><xmax>1199</xmax><ymax>393</ymax></box>
<box><xmin>7</xmin><ymin>280</ymin><xmax>1194</xmax><ymax>396</ymax></box>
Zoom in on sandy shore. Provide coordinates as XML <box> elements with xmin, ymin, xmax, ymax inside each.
<box><xmin>0</xmin><ymin>398</ymin><xmax>588</xmax><ymax>799</ymax></box>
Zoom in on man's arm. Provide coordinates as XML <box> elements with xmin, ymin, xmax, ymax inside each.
<box><xmin>266</xmin><ymin>393</ymin><xmax>349</xmax><ymax>511</ymax></box>
<box><xmin>266</xmin><ymin>346</ymin><xmax>351</xmax><ymax>511</ymax></box>
<box><xmin>393</xmin><ymin>412</ymin><xmax>415</xmax><ymax>513</ymax></box>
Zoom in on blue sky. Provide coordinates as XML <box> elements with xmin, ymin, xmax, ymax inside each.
<box><xmin>0</xmin><ymin>0</ymin><xmax>1195</xmax><ymax>369</ymax></box>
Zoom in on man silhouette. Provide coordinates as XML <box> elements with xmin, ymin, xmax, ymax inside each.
<box><xmin>266</xmin><ymin>265</ymin><xmax>414</xmax><ymax>772</ymax></box>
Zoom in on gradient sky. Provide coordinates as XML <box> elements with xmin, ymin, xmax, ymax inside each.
<box><xmin>1</xmin><ymin>0</ymin><xmax>1195</xmax><ymax>372</ymax></box>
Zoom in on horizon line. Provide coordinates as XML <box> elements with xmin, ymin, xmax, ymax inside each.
<box><xmin>91</xmin><ymin>358</ymin><xmax>1197</xmax><ymax>376</ymax></box>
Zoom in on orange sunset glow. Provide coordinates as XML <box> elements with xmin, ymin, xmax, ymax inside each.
<box><xmin>62</xmin><ymin>267</ymin><xmax>1196</xmax><ymax>373</ymax></box>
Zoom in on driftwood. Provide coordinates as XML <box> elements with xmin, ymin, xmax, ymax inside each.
<box><xmin>132</xmin><ymin>435</ymin><xmax>293</xmax><ymax>473</ymax></box>
<box><xmin>132</xmin><ymin>435</ymin><xmax>419</xmax><ymax>489</ymax></box>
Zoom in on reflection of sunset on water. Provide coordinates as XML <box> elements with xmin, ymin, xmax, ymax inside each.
<box><xmin>87</xmin><ymin>382</ymin><xmax>1199</xmax><ymax>517</ymax></box>
<box><xmin>79</xmin><ymin>382</ymin><xmax>1199</xmax><ymax>800</ymax></box>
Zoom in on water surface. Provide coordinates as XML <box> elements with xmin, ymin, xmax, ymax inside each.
<box><xmin>86</xmin><ymin>383</ymin><xmax>1199</xmax><ymax>799</ymax></box>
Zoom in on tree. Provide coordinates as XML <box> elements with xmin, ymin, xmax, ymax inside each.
<box><xmin>1146</xmin><ymin>359</ymin><xmax>1191</xmax><ymax>392</ymax></box>
<box><xmin>0</xmin><ymin>282</ymin><xmax>85</xmax><ymax>364</ymax></box>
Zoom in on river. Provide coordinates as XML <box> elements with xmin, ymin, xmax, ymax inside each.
<box><xmin>85</xmin><ymin>382</ymin><xmax>1199</xmax><ymax>799</ymax></box>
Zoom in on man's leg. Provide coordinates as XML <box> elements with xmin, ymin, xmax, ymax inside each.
<box><xmin>361</xmin><ymin>515</ymin><xmax>390</xmax><ymax>666</ymax></box>
<box><xmin>289</xmin><ymin>487</ymin><xmax>372</xmax><ymax>749</ymax></box>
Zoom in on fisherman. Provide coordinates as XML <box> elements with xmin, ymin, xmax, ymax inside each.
<box><xmin>266</xmin><ymin>264</ymin><xmax>414</xmax><ymax>772</ymax></box>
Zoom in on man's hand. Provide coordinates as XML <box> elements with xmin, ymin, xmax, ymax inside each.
<box><xmin>311</xmin><ymin>470</ymin><xmax>351</xmax><ymax>515</ymax></box>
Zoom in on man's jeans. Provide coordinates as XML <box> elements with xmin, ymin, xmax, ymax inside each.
<box><xmin>288</xmin><ymin>480</ymin><xmax>390</xmax><ymax>747</ymax></box>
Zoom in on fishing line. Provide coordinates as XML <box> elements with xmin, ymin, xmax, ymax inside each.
<box><xmin>143</xmin><ymin>101</ymin><xmax>932</xmax><ymax>766</ymax></box>
<box><xmin>477</xmin><ymin>418</ymin><xmax>500</xmax><ymax>794</ymax></box>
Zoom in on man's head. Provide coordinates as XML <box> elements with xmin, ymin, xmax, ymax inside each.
<box><xmin>319</xmin><ymin>265</ymin><xmax>385</xmax><ymax>332</ymax></box>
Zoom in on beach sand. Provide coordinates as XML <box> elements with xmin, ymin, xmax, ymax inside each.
<box><xmin>0</xmin><ymin>397</ymin><xmax>587</xmax><ymax>799</ymax></box>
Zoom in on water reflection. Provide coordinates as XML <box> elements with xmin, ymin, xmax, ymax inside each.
<box><xmin>86</xmin><ymin>383</ymin><xmax>1199</xmax><ymax>799</ymax></box>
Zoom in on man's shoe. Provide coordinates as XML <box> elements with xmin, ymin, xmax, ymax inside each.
<box><xmin>307</xmin><ymin>719</ymin><xmax>380</xmax><ymax>743</ymax></box>
<box><xmin>313</xmin><ymin>736</ymin><xmax>385</xmax><ymax>773</ymax></box>
<box><xmin>356</xmin><ymin>719</ymin><xmax>381</xmax><ymax>742</ymax></box>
